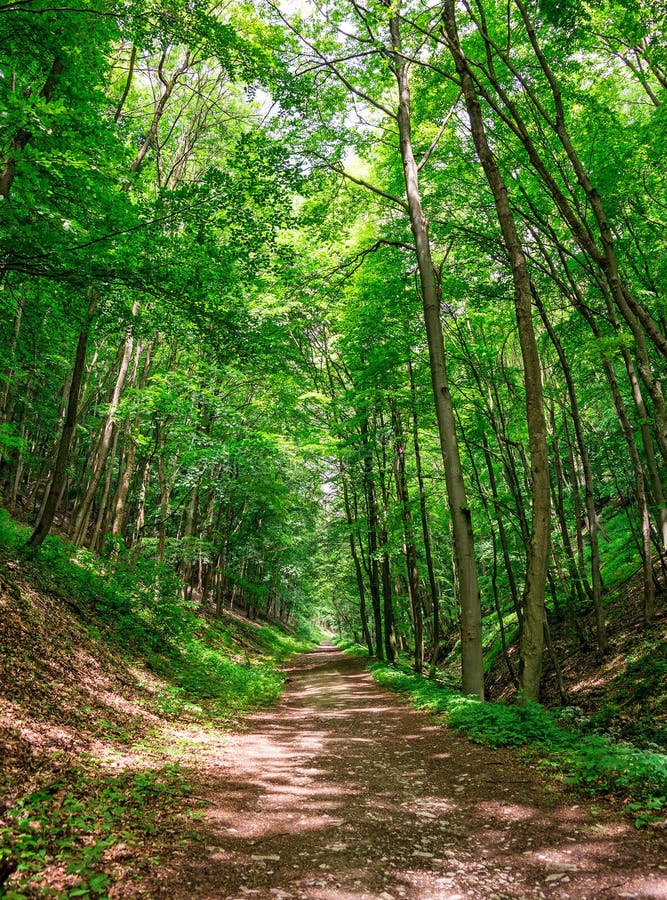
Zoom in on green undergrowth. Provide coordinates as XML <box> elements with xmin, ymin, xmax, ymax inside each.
<box><xmin>254</xmin><ymin>623</ymin><xmax>321</xmax><ymax>662</ymax></box>
<box><xmin>370</xmin><ymin>661</ymin><xmax>667</xmax><ymax>826</ymax></box>
<box><xmin>336</xmin><ymin>638</ymin><xmax>370</xmax><ymax>657</ymax></box>
<box><xmin>0</xmin><ymin>511</ymin><xmax>319</xmax><ymax>896</ymax></box>
<box><xmin>0</xmin><ymin>510</ymin><xmax>316</xmax><ymax>722</ymax></box>
<box><xmin>0</xmin><ymin>763</ymin><xmax>191</xmax><ymax>899</ymax></box>
<box><xmin>580</xmin><ymin>631</ymin><xmax>667</xmax><ymax>747</ymax></box>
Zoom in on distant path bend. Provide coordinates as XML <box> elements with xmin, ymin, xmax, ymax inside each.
<box><xmin>149</xmin><ymin>643</ymin><xmax>667</xmax><ymax>899</ymax></box>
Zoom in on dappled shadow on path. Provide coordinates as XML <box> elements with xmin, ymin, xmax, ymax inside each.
<box><xmin>148</xmin><ymin>644</ymin><xmax>667</xmax><ymax>899</ymax></box>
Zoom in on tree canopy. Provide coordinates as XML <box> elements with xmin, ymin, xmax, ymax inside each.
<box><xmin>1</xmin><ymin>0</ymin><xmax>665</xmax><ymax>701</ymax></box>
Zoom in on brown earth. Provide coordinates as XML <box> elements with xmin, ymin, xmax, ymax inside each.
<box><xmin>485</xmin><ymin>565</ymin><xmax>667</xmax><ymax>746</ymax></box>
<box><xmin>126</xmin><ymin>643</ymin><xmax>667</xmax><ymax>900</ymax></box>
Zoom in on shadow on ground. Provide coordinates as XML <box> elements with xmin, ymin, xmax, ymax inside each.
<box><xmin>137</xmin><ymin>645</ymin><xmax>667</xmax><ymax>899</ymax></box>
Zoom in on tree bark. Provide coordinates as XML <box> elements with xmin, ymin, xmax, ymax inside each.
<box><xmin>391</xmin><ymin>399</ymin><xmax>424</xmax><ymax>672</ymax></box>
<box><xmin>534</xmin><ymin>291</ymin><xmax>608</xmax><ymax>653</ymax></box>
<box><xmin>444</xmin><ymin>0</ymin><xmax>550</xmax><ymax>699</ymax></box>
<box><xmin>341</xmin><ymin>461</ymin><xmax>374</xmax><ymax>655</ymax></box>
<box><xmin>407</xmin><ymin>356</ymin><xmax>441</xmax><ymax>670</ymax></box>
<box><xmin>390</xmin><ymin>12</ymin><xmax>483</xmax><ymax>696</ymax></box>
<box><xmin>361</xmin><ymin>417</ymin><xmax>384</xmax><ymax>660</ymax></box>
<box><xmin>70</xmin><ymin>303</ymin><xmax>138</xmax><ymax>546</ymax></box>
<box><xmin>28</xmin><ymin>295</ymin><xmax>98</xmax><ymax>548</ymax></box>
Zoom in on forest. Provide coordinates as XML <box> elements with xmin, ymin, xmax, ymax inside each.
<box><xmin>0</xmin><ymin>0</ymin><xmax>666</xmax><ymax>896</ymax></box>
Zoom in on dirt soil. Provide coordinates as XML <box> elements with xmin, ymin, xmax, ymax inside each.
<box><xmin>125</xmin><ymin>643</ymin><xmax>667</xmax><ymax>900</ymax></box>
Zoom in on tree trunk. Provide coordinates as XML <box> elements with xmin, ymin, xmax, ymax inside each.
<box><xmin>341</xmin><ymin>462</ymin><xmax>374</xmax><ymax>655</ymax></box>
<box><xmin>407</xmin><ymin>356</ymin><xmax>441</xmax><ymax>670</ymax></box>
<box><xmin>111</xmin><ymin>339</ymin><xmax>153</xmax><ymax>539</ymax></box>
<box><xmin>361</xmin><ymin>418</ymin><xmax>384</xmax><ymax>660</ymax></box>
<box><xmin>70</xmin><ymin>303</ymin><xmax>138</xmax><ymax>546</ymax></box>
<box><xmin>444</xmin><ymin>0</ymin><xmax>550</xmax><ymax>699</ymax></box>
<box><xmin>390</xmin><ymin>13</ymin><xmax>483</xmax><ymax>697</ymax></box>
<box><xmin>534</xmin><ymin>292</ymin><xmax>608</xmax><ymax>652</ymax></box>
<box><xmin>391</xmin><ymin>399</ymin><xmax>424</xmax><ymax>672</ymax></box>
<box><xmin>28</xmin><ymin>295</ymin><xmax>98</xmax><ymax>548</ymax></box>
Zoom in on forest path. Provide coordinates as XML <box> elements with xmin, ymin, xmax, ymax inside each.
<box><xmin>144</xmin><ymin>643</ymin><xmax>666</xmax><ymax>899</ymax></box>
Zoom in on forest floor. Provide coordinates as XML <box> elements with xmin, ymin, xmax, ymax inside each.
<box><xmin>1</xmin><ymin>534</ymin><xmax>666</xmax><ymax>899</ymax></box>
<box><xmin>112</xmin><ymin>643</ymin><xmax>666</xmax><ymax>900</ymax></box>
<box><xmin>484</xmin><ymin>563</ymin><xmax>667</xmax><ymax>749</ymax></box>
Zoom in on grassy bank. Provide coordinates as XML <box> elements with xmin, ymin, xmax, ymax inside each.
<box><xmin>0</xmin><ymin>511</ymin><xmax>318</xmax><ymax>897</ymax></box>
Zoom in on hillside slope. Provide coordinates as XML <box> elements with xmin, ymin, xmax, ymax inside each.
<box><xmin>0</xmin><ymin>515</ymin><xmax>317</xmax><ymax>896</ymax></box>
<box><xmin>484</xmin><ymin>563</ymin><xmax>667</xmax><ymax>748</ymax></box>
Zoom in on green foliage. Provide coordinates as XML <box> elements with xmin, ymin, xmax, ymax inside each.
<box><xmin>370</xmin><ymin>663</ymin><xmax>667</xmax><ymax>822</ymax></box>
<box><xmin>596</xmin><ymin>511</ymin><xmax>644</xmax><ymax>591</ymax></box>
<box><xmin>586</xmin><ymin>638</ymin><xmax>667</xmax><ymax>747</ymax></box>
<box><xmin>0</xmin><ymin>764</ymin><xmax>189</xmax><ymax>898</ymax></box>
<box><xmin>254</xmin><ymin>623</ymin><xmax>323</xmax><ymax>662</ymax></box>
<box><xmin>0</xmin><ymin>514</ymin><xmax>315</xmax><ymax>722</ymax></box>
<box><xmin>335</xmin><ymin>639</ymin><xmax>370</xmax><ymax>658</ymax></box>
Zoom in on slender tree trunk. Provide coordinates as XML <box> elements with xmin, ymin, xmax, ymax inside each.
<box><xmin>377</xmin><ymin>426</ymin><xmax>397</xmax><ymax>665</ymax></box>
<box><xmin>114</xmin><ymin>43</ymin><xmax>137</xmax><ymax>123</ymax></box>
<box><xmin>481</xmin><ymin>433</ymin><xmax>523</xmax><ymax>628</ymax></box>
<box><xmin>407</xmin><ymin>357</ymin><xmax>441</xmax><ymax>670</ymax></box>
<box><xmin>380</xmin><ymin>543</ymin><xmax>397</xmax><ymax>664</ymax></box>
<box><xmin>460</xmin><ymin>417</ymin><xmax>518</xmax><ymax>688</ymax></box>
<box><xmin>535</xmin><ymin>229</ymin><xmax>659</xmax><ymax>615</ymax></box>
<box><xmin>390</xmin><ymin>13</ymin><xmax>483</xmax><ymax>696</ymax></box>
<box><xmin>361</xmin><ymin>418</ymin><xmax>384</xmax><ymax>660</ymax></box>
<box><xmin>90</xmin><ymin>431</ymin><xmax>117</xmax><ymax>552</ymax></box>
<box><xmin>28</xmin><ymin>296</ymin><xmax>98</xmax><ymax>548</ymax></box>
<box><xmin>534</xmin><ymin>292</ymin><xmax>608</xmax><ymax>652</ymax></box>
<box><xmin>621</xmin><ymin>350</ymin><xmax>667</xmax><ymax>552</ymax></box>
<box><xmin>0</xmin><ymin>293</ymin><xmax>24</xmax><ymax>424</ymax></box>
<box><xmin>391</xmin><ymin>399</ymin><xmax>424</xmax><ymax>672</ymax></box>
<box><xmin>71</xmin><ymin>303</ymin><xmax>138</xmax><ymax>546</ymax></box>
<box><xmin>543</xmin><ymin>611</ymin><xmax>568</xmax><ymax>704</ymax></box>
<box><xmin>549</xmin><ymin>414</ymin><xmax>592</xmax><ymax>613</ymax></box>
<box><xmin>341</xmin><ymin>462</ymin><xmax>373</xmax><ymax>655</ymax></box>
<box><xmin>111</xmin><ymin>339</ymin><xmax>153</xmax><ymax>539</ymax></box>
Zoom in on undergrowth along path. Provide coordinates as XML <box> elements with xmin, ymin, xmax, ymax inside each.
<box><xmin>142</xmin><ymin>643</ymin><xmax>666</xmax><ymax>899</ymax></box>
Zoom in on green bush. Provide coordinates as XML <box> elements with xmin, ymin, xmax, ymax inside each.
<box><xmin>335</xmin><ymin>639</ymin><xmax>369</xmax><ymax>657</ymax></box>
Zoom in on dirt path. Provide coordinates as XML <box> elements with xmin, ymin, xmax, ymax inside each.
<box><xmin>138</xmin><ymin>644</ymin><xmax>667</xmax><ymax>899</ymax></box>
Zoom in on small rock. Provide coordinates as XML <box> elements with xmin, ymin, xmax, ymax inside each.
<box><xmin>545</xmin><ymin>862</ymin><xmax>578</xmax><ymax>873</ymax></box>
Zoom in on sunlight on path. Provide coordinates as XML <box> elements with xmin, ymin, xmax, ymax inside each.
<box><xmin>154</xmin><ymin>644</ymin><xmax>667</xmax><ymax>899</ymax></box>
